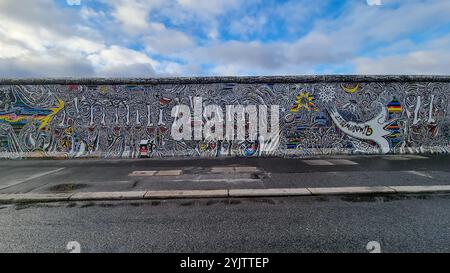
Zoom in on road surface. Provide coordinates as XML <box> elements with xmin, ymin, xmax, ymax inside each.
<box><xmin>0</xmin><ymin>194</ymin><xmax>449</xmax><ymax>253</ymax></box>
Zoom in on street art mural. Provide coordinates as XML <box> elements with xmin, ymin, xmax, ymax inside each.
<box><xmin>0</xmin><ymin>78</ymin><xmax>449</xmax><ymax>158</ymax></box>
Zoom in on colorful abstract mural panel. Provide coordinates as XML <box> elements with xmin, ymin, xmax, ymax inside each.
<box><xmin>0</xmin><ymin>77</ymin><xmax>449</xmax><ymax>159</ymax></box>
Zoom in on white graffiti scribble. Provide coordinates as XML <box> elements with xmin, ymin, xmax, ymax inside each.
<box><xmin>327</xmin><ymin>104</ymin><xmax>392</xmax><ymax>154</ymax></box>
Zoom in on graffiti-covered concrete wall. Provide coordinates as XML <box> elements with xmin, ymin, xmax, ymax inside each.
<box><xmin>0</xmin><ymin>76</ymin><xmax>449</xmax><ymax>159</ymax></box>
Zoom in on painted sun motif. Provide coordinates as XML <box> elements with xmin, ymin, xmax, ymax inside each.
<box><xmin>291</xmin><ymin>91</ymin><xmax>317</xmax><ymax>112</ymax></box>
<box><xmin>318</xmin><ymin>85</ymin><xmax>336</xmax><ymax>103</ymax></box>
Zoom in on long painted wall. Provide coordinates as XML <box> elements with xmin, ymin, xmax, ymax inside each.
<box><xmin>0</xmin><ymin>76</ymin><xmax>449</xmax><ymax>159</ymax></box>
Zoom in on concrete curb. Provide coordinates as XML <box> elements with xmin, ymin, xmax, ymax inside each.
<box><xmin>1</xmin><ymin>185</ymin><xmax>450</xmax><ymax>204</ymax></box>
<box><xmin>0</xmin><ymin>193</ymin><xmax>72</xmax><ymax>202</ymax></box>
<box><xmin>308</xmin><ymin>186</ymin><xmax>395</xmax><ymax>195</ymax></box>
<box><xmin>144</xmin><ymin>189</ymin><xmax>228</xmax><ymax>199</ymax></box>
<box><xmin>69</xmin><ymin>191</ymin><xmax>147</xmax><ymax>201</ymax></box>
<box><xmin>388</xmin><ymin>185</ymin><xmax>450</xmax><ymax>193</ymax></box>
<box><xmin>229</xmin><ymin>188</ymin><xmax>311</xmax><ymax>197</ymax></box>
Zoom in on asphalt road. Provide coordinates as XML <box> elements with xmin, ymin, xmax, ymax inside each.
<box><xmin>1</xmin><ymin>154</ymin><xmax>450</xmax><ymax>194</ymax></box>
<box><xmin>0</xmin><ymin>193</ymin><xmax>449</xmax><ymax>253</ymax></box>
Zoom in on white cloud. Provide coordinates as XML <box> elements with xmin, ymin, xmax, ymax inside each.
<box><xmin>367</xmin><ymin>0</ymin><xmax>382</xmax><ymax>6</ymax></box>
<box><xmin>354</xmin><ymin>51</ymin><xmax>450</xmax><ymax>75</ymax></box>
<box><xmin>179</xmin><ymin>31</ymin><xmax>352</xmax><ymax>76</ymax></box>
<box><xmin>144</xmin><ymin>27</ymin><xmax>194</xmax><ymax>55</ymax></box>
<box><xmin>0</xmin><ymin>0</ymin><xmax>99</xmax><ymax>77</ymax></box>
<box><xmin>353</xmin><ymin>36</ymin><xmax>450</xmax><ymax>74</ymax></box>
<box><xmin>67</xmin><ymin>0</ymin><xmax>82</xmax><ymax>6</ymax></box>
<box><xmin>111</xmin><ymin>1</ymin><xmax>151</xmax><ymax>31</ymax></box>
<box><xmin>229</xmin><ymin>16</ymin><xmax>268</xmax><ymax>38</ymax></box>
<box><xmin>87</xmin><ymin>45</ymin><xmax>158</xmax><ymax>76</ymax></box>
<box><xmin>88</xmin><ymin>45</ymin><xmax>157</xmax><ymax>67</ymax></box>
<box><xmin>177</xmin><ymin>0</ymin><xmax>450</xmax><ymax>75</ymax></box>
<box><xmin>106</xmin><ymin>0</ymin><xmax>166</xmax><ymax>34</ymax></box>
<box><xmin>1</xmin><ymin>0</ymin><xmax>450</xmax><ymax>77</ymax></box>
<box><xmin>0</xmin><ymin>0</ymin><xmax>162</xmax><ymax>77</ymax></box>
<box><xmin>102</xmin><ymin>0</ymin><xmax>244</xmax><ymax>42</ymax></box>
<box><xmin>61</xmin><ymin>37</ymin><xmax>105</xmax><ymax>55</ymax></box>
<box><xmin>176</xmin><ymin>0</ymin><xmax>241</xmax><ymax>15</ymax></box>
<box><xmin>0</xmin><ymin>53</ymin><xmax>95</xmax><ymax>78</ymax></box>
<box><xmin>0</xmin><ymin>40</ymin><xmax>30</xmax><ymax>59</ymax></box>
<box><xmin>80</xmin><ymin>7</ymin><xmax>107</xmax><ymax>21</ymax></box>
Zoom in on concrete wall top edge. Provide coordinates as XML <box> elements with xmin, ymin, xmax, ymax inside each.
<box><xmin>1</xmin><ymin>75</ymin><xmax>450</xmax><ymax>85</ymax></box>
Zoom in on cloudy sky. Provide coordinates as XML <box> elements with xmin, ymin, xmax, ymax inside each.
<box><xmin>0</xmin><ymin>0</ymin><xmax>449</xmax><ymax>77</ymax></box>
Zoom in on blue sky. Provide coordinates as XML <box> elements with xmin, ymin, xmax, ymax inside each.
<box><xmin>1</xmin><ymin>0</ymin><xmax>450</xmax><ymax>77</ymax></box>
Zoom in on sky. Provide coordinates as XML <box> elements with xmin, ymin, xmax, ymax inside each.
<box><xmin>0</xmin><ymin>0</ymin><xmax>450</xmax><ymax>77</ymax></box>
